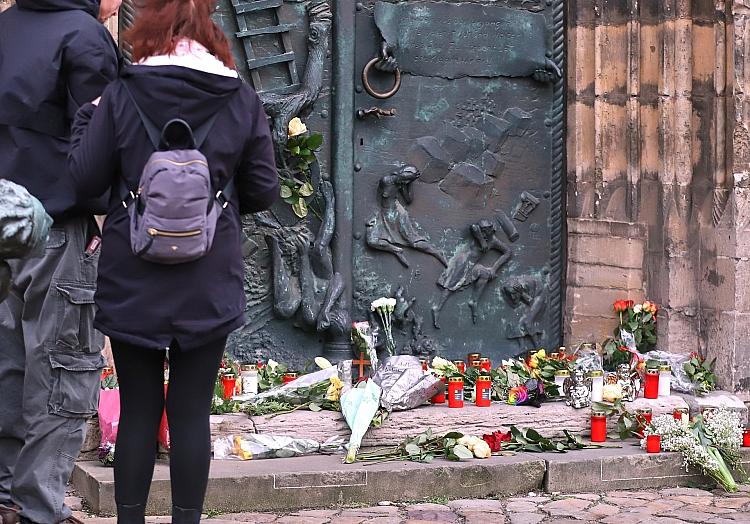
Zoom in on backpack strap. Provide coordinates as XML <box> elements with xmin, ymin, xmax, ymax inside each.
<box><xmin>122</xmin><ymin>82</ymin><xmax>161</xmax><ymax>149</ymax></box>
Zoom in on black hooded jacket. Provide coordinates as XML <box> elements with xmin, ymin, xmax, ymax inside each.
<box><xmin>0</xmin><ymin>0</ymin><xmax>119</xmax><ymax>220</ymax></box>
<box><xmin>68</xmin><ymin>65</ymin><xmax>279</xmax><ymax>349</ymax></box>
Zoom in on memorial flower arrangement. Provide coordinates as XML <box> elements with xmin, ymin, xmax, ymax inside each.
<box><xmin>482</xmin><ymin>426</ymin><xmax>610</xmax><ymax>453</ymax></box>
<box><xmin>280</xmin><ymin>117</ymin><xmax>324</xmax><ymax>218</ymax></box>
<box><xmin>684</xmin><ymin>352</ymin><xmax>718</xmax><ymax>396</ymax></box>
<box><xmin>640</xmin><ymin>408</ymin><xmax>746</xmax><ymax>492</ymax></box>
<box><xmin>371</xmin><ymin>297</ymin><xmax>397</xmax><ymax>355</ymax></box>
<box><xmin>98</xmin><ymin>442</ymin><xmax>115</xmax><ymax>467</ymax></box>
<box><xmin>352</xmin><ymin>429</ymin><xmax>493</xmax><ymax>463</ymax></box>
<box><xmin>603</xmin><ymin>299</ymin><xmax>659</xmax><ymax>369</ymax></box>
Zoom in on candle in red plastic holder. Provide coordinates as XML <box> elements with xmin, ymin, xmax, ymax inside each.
<box><xmin>469</xmin><ymin>359</ymin><xmax>482</xmax><ymax>370</ymax></box>
<box><xmin>743</xmin><ymin>427</ymin><xmax>750</xmax><ymax>447</ymax></box>
<box><xmin>431</xmin><ymin>377</ymin><xmax>447</xmax><ymax>404</ymax></box>
<box><xmin>590</xmin><ymin>409</ymin><xmax>607</xmax><ymax>442</ymax></box>
<box><xmin>453</xmin><ymin>360</ymin><xmax>466</xmax><ymax>373</ymax></box>
<box><xmin>420</xmin><ymin>359</ymin><xmax>429</xmax><ymax>372</ymax></box>
<box><xmin>467</xmin><ymin>352</ymin><xmax>481</xmax><ymax>364</ymax></box>
<box><xmin>673</xmin><ymin>407</ymin><xmax>689</xmax><ymax>424</ymax></box>
<box><xmin>643</xmin><ymin>368</ymin><xmax>659</xmax><ymax>399</ymax></box>
<box><xmin>475</xmin><ymin>375</ymin><xmax>492</xmax><ymax>407</ymax></box>
<box><xmin>447</xmin><ymin>377</ymin><xmax>464</xmax><ymax>408</ymax></box>
<box><xmin>221</xmin><ymin>374</ymin><xmax>236</xmax><ymax>400</ymax></box>
<box><xmin>646</xmin><ymin>434</ymin><xmax>661</xmax><ymax>453</ymax></box>
<box><xmin>479</xmin><ymin>357</ymin><xmax>492</xmax><ymax>373</ymax></box>
<box><xmin>635</xmin><ymin>408</ymin><xmax>653</xmax><ymax>437</ymax></box>
<box><xmin>282</xmin><ymin>371</ymin><xmax>298</xmax><ymax>385</ymax></box>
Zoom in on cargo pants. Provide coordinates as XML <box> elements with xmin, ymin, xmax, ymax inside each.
<box><xmin>0</xmin><ymin>216</ymin><xmax>104</xmax><ymax>524</ymax></box>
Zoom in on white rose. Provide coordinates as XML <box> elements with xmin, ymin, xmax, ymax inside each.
<box><xmin>472</xmin><ymin>440</ymin><xmax>492</xmax><ymax>459</ymax></box>
<box><xmin>458</xmin><ymin>435</ymin><xmax>473</xmax><ymax>448</ymax></box>
<box><xmin>633</xmin><ymin>304</ymin><xmax>643</xmax><ymax>313</ymax></box>
<box><xmin>288</xmin><ymin>117</ymin><xmax>308</xmax><ymax>137</ymax></box>
<box><xmin>267</xmin><ymin>359</ymin><xmax>279</xmax><ymax>371</ymax></box>
<box><xmin>431</xmin><ymin>356</ymin><xmax>452</xmax><ymax>370</ymax></box>
<box><xmin>371</xmin><ymin>297</ymin><xmax>393</xmax><ymax>311</ymax></box>
<box><xmin>602</xmin><ymin>383</ymin><xmax>623</xmax><ymax>403</ymax></box>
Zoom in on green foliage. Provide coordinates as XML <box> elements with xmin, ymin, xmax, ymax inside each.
<box><xmin>354</xmin><ymin>429</ymin><xmax>476</xmax><ymax>464</ymax></box>
<box><xmin>280</xmin><ymin>132</ymin><xmax>324</xmax><ymax>218</ymax></box>
<box><xmin>684</xmin><ymin>353</ymin><xmax>717</xmax><ymax>396</ymax></box>
<box><xmin>591</xmin><ymin>399</ymin><xmax>639</xmax><ymax>440</ymax></box>
<box><xmin>602</xmin><ymin>338</ymin><xmax>632</xmax><ymax>371</ymax></box>
<box><xmin>501</xmin><ymin>426</ymin><xmax>608</xmax><ymax>453</ymax></box>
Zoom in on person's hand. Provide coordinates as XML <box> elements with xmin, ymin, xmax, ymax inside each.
<box><xmin>91</xmin><ymin>97</ymin><xmax>101</xmax><ymax>107</ymax></box>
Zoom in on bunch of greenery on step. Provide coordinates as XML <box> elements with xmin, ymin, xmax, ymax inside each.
<box><xmin>641</xmin><ymin>408</ymin><xmax>745</xmax><ymax>492</ymax></box>
<box><xmin>502</xmin><ymin>356</ymin><xmax>559</xmax><ymax>401</ymax></box>
<box><xmin>211</xmin><ymin>379</ymin><xmax>244</xmax><ymax>415</ymax></box>
<box><xmin>591</xmin><ymin>399</ymin><xmax>640</xmax><ymax>439</ymax></box>
<box><xmin>684</xmin><ymin>352</ymin><xmax>717</xmax><ymax>396</ymax></box>
<box><xmin>484</xmin><ymin>426</ymin><xmax>611</xmax><ymax>453</ymax></box>
<box><xmin>258</xmin><ymin>359</ymin><xmax>288</xmax><ymax>391</ymax></box>
<box><xmin>246</xmin><ymin>376</ymin><xmax>343</xmax><ymax>417</ymax></box>
<box><xmin>353</xmin><ymin>429</ymin><xmax>492</xmax><ymax>464</ymax></box>
<box><xmin>602</xmin><ymin>338</ymin><xmax>636</xmax><ymax>371</ymax></box>
<box><xmin>281</xmin><ymin>117</ymin><xmax>324</xmax><ymax>218</ymax></box>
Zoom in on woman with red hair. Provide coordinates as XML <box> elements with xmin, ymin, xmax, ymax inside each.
<box><xmin>68</xmin><ymin>0</ymin><xmax>279</xmax><ymax>522</ymax></box>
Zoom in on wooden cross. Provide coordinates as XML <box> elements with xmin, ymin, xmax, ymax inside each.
<box><xmin>353</xmin><ymin>352</ymin><xmax>371</xmax><ymax>382</ymax></box>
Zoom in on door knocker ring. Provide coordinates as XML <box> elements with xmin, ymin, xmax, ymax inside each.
<box><xmin>362</xmin><ymin>57</ymin><xmax>402</xmax><ymax>100</ymax></box>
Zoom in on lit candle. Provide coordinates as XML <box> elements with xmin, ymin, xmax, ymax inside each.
<box><xmin>658</xmin><ymin>364</ymin><xmax>671</xmax><ymax>397</ymax></box>
<box><xmin>588</xmin><ymin>370</ymin><xmax>604</xmax><ymax>402</ymax></box>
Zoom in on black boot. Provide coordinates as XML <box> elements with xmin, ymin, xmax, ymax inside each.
<box><xmin>116</xmin><ymin>503</ymin><xmax>146</xmax><ymax>524</ymax></box>
<box><xmin>171</xmin><ymin>505</ymin><xmax>201</xmax><ymax>524</ymax></box>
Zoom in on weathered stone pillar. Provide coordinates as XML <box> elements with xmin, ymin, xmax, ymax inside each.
<box><xmin>699</xmin><ymin>0</ymin><xmax>750</xmax><ymax>397</ymax></box>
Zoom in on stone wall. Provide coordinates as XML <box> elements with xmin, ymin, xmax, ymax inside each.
<box><xmin>566</xmin><ymin>1</ymin><xmax>750</xmax><ymax>396</ymax></box>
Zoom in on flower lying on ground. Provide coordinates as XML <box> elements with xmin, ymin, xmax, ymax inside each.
<box><xmin>482</xmin><ymin>430</ymin><xmax>512</xmax><ymax>452</ymax></box>
<box><xmin>457</xmin><ymin>435</ymin><xmax>492</xmax><ymax>458</ymax></box>
<box><xmin>326</xmin><ymin>376</ymin><xmax>344</xmax><ymax>402</ymax></box>
<box><xmin>602</xmin><ymin>383</ymin><xmax>623</xmax><ymax>403</ymax></box>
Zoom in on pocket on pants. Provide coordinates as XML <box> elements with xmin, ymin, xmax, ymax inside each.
<box><xmin>48</xmin><ymin>349</ymin><xmax>105</xmax><ymax>418</ymax></box>
<box><xmin>54</xmin><ymin>284</ymin><xmax>102</xmax><ymax>352</ymax></box>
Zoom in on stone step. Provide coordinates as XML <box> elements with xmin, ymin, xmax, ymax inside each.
<box><xmin>72</xmin><ymin>447</ymin><xmax>750</xmax><ymax>516</ymax></box>
<box><xmin>83</xmin><ymin>393</ymin><xmax>747</xmax><ymax>458</ymax></box>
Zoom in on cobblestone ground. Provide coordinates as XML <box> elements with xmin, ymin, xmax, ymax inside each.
<box><xmin>69</xmin><ymin>486</ymin><xmax>750</xmax><ymax>523</ymax></box>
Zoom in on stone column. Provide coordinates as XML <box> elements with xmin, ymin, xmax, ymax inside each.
<box><xmin>699</xmin><ymin>0</ymin><xmax>750</xmax><ymax>397</ymax></box>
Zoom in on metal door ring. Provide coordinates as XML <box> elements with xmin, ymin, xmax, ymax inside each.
<box><xmin>362</xmin><ymin>57</ymin><xmax>402</xmax><ymax>99</ymax></box>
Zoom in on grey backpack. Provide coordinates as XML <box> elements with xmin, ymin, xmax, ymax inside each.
<box><xmin>120</xmin><ymin>85</ymin><xmax>233</xmax><ymax>264</ymax></box>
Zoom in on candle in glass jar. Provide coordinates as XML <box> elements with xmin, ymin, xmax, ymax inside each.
<box><xmin>475</xmin><ymin>375</ymin><xmax>492</xmax><ymax>407</ymax></box>
<box><xmin>447</xmin><ymin>377</ymin><xmax>464</xmax><ymax>408</ymax></box>
<box><xmin>554</xmin><ymin>370</ymin><xmax>570</xmax><ymax>396</ymax></box>
<box><xmin>644</xmin><ymin>368</ymin><xmax>659</xmax><ymax>399</ymax></box>
<box><xmin>658</xmin><ymin>364</ymin><xmax>671</xmax><ymax>397</ymax></box>
<box><xmin>221</xmin><ymin>374</ymin><xmax>236</xmax><ymax>400</ymax></box>
<box><xmin>469</xmin><ymin>359</ymin><xmax>482</xmax><ymax>370</ymax></box>
<box><xmin>240</xmin><ymin>364</ymin><xmax>258</xmax><ymax>395</ymax></box>
<box><xmin>467</xmin><ymin>353</ymin><xmax>481</xmax><ymax>364</ymax></box>
<box><xmin>420</xmin><ymin>359</ymin><xmax>429</xmax><ymax>373</ymax></box>
<box><xmin>591</xmin><ymin>410</ymin><xmax>607</xmax><ymax>442</ymax></box>
<box><xmin>282</xmin><ymin>371</ymin><xmax>298</xmax><ymax>385</ymax></box>
<box><xmin>646</xmin><ymin>434</ymin><xmax>661</xmax><ymax>453</ymax></box>
<box><xmin>453</xmin><ymin>360</ymin><xmax>466</xmax><ymax>373</ymax></box>
<box><xmin>743</xmin><ymin>427</ymin><xmax>750</xmax><ymax>447</ymax></box>
<box><xmin>479</xmin><ymin>357</ymin><xmax>492</xmax><ymax>372</ymax></box>
<box><xmin>588</xmin><ymin>370</ymin><xmax>604</xmax><ymax>402</ymax></box>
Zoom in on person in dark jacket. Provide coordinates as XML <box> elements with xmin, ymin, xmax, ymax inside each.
<box><xmin>0</xmin><ymin>0</ymin><xmax>119</xmax><ymax>523</ymax></box>
<box><xmin>67</xmin><ymin>0</ymin><xmax>279</xmax><ymax>522</ymax></box>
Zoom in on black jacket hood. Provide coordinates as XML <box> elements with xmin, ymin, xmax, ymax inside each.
<box><xmin>16</xmin><ymin>0</ymin><xmax>99</xmax><ymax>17</ymax></box>
<box><xmin>121</xmin><ymin>65</ymin><xmax>244</xmax><ymax>131</ymax></box>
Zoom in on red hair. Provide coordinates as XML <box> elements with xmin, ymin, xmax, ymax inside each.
<box><xmin>125</xmin><ymin>0</ymin><xmax>236</xmax><ymax>68</ymax></box>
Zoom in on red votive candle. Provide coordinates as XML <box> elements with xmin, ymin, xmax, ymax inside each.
<box><xmin>282</xmin><ymin>372</ymin><xmax>298</xmax><ymax>384</ymax></box>
<box><xmin>591</xmin><ymin>410</ymin><xmax>607</xmax><ymax>442</ymax></box>
<box><xmin>467</xmin><ymin>352</ymin><xmax>481</xmax><ymax>364</ymax></box>
<box><xmin>673</xmin><ymin>407</ymin><xmax>689</xmax><ymax>424</ymax></box>
<box><xmin>431</xmin><ymin>377</ymin><xmax>447</xmax><ymax>404</ymax></box>
<box><xmin>447</xmin><ymin>377</ymin><xmax>464</xmax><ymax>408</ymax></box>
<box><xmin>635</xmin><ymin>408</ymin><xmax>653</xmax><ymax>437</ymax></box>
<box><xmin>420</xmin><ymin>359</ymin><xmax>429</xmax><ymax>372</ymax></box>
<box><xmin>479</xmin><ymin>357</ymin><xmax>492</xmax><ymax>372</ymax></box>
<box><xmin>644</xmin><ymin>368</ymin><xmax>659</xmax><ymax>399</ymax></box>
<box><xmin>221</xmin><ymin>375</ymin><xmax>236</xmax><ymax>400</ymax></box>
<box><xmin>646</xmin><ymin>434</ymin><xmax>661</xmax><ymax>453</ymax></box>
<box><xmin>743</xmin><ymin>427</ymin><xmax>750</xmax><ymax>447</ymax></box>
<box><xmin>453</xmin><ymin>360</ymin><xmax>466</xmax><ymax>373</ymax></box>
<box><xmin>475</xmin><ymin>375</ymin><xmax>492</xmax><ymax>407</ymax></box>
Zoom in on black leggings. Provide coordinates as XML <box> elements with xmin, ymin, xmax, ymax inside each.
<box><xmin>111</xmin><ymin>337</ymin><xmax>226</xmax><ymax>511</ymax></box>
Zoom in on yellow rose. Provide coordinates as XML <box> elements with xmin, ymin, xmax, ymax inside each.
<box><xmin>602</xmin><ymin>383</ymin><xmax>623</xmax><ymax>403</ymax></box>
<box><xmin>288</xmin><ymin>117</ymin><xmax>308</xmax><ymax>137</ymax></box>
<box><xmin>472</xmin><ymin>440</ymin><xmax>492</xmax><ymax>459</ymax></box>
<box><xmin>326</xmin><ymin>376</ymin><xmax>344</xmax><ymax>401</ymax></box>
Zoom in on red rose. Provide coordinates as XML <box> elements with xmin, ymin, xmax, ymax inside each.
<box><xmin>618</xmin><ymin>345</ymin><xmax>629</xmax><ymax>352</ymax></box>
<box><xmin>482</xmin><ymin>431</ymin><xmax>512</xmax><ymax>452</ymax></box>
<box><xmin>626</xmin><ymin>300</ymin><xmax>635</xmax><ymax>309</ymax></box>
<box><xmin>613</xmin><ymin>300</ymin><xmax>627</xmax><ymax>312</ymax></box>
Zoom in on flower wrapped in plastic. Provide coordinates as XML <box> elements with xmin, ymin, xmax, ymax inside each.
<box><xmin>214</xmin><ymin>434</ymin><xmax>346</xmax><ymax>460</ymax></box>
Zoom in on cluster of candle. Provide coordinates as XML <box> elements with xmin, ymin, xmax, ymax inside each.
<box><xmin>428</xmin><ymin>352</ymin><xmax>493</xmax><ymax>408</ymax></box>
<box><xmin>644</xmin><ymin>364</ymin><xmax>672</xmax><ymax>399</ymax></box>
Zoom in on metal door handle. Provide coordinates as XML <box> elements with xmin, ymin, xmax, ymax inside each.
<box><xmin>356</xmin><ymin>107</ymin><xmax>397</xmax><ymax>120</ymax></box>
<box><xmin>362</xmin><ymin>57</ymin><xmax>402</xmax><ymax>99</ymax></box>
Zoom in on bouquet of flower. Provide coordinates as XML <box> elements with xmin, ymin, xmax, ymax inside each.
<box><xmin>684</xmin><ymin>352</ymin><xmax>717</xmax><ymax>396</ymax></box>
<box><xmin>609</xmin><ymin>299</ymin><xmax>658</xmax><ymax>354</ymax></box>
<box><xmin>98</xmin><ymin>442</ymin><xmax>115</xmax><ymax>467</ymax></box>
<box><xmin>352</xmin><ymin>429</ymin><xmax>492</xmax><ymax>463</ymax></box>
<box><xmin>258</xmin><ymin>359</ymin><xmax>288</xmax><ymax>391</ymax></box>
<box><xmin>280</xmin><ymin>117</ymin><xmax>324</xmax><ymax>218</ymax></box>
<box><xmin>371</xmin><ymin>297</ymin><xmax>397</xmax><ymax>355</ymax></box>
<box><xmin>352</xmin><ymin>321</ymin><xmax>379</xmax><ymax>372</ymax></box>
<box><xmin>100</xmin><ymin>367</ymin><xmax>118</xmax><ymax>389</ymax></box>
<box><xmin>482</xmin><ymin>426</ymin><xmax>608</xmax><ymax>454</ymax></box>
<box><xmin>641</xmin><ymin>409</ymin><xmax>744</xmax><ymax>492</ymax></box>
